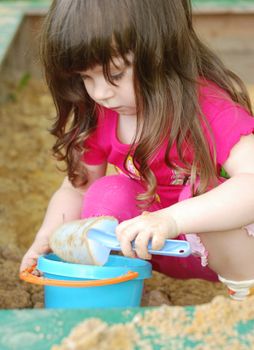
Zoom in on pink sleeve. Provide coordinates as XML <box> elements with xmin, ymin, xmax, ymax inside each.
<box><xmin>82</xmin><ymin>129</ymin><xmax>107</xmax><ymax>165</ymax></box>
<box><xmin>81</xmin><ymin>108</ymin><xmax>110</xmax><ymax>165</ymax></box>
<box><xmin>207</xmin><ymin>105</ymin><xmax>254</xmax><ymax>166</ymax></box>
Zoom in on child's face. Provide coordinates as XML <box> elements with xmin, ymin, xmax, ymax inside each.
<box><xmin>80</xmin><ymin>55</ymin><xmax>136</xmax><ymax>116</ymax></box>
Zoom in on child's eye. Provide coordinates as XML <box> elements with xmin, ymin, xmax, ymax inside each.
<box><xmin>110</xmin><ymin>72</ymin><xmax>125</xmax><ymax>82</ymax></box>
<box><xmin>80</xmin><ymin>74</ymin><xmax>90</xmax><ymax>80</ymax></box>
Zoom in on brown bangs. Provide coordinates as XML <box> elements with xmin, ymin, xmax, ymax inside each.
<box><xmin>42</xmin><ymin>0</ymin><xmax>134</xmax><ymax>79</ymax></box>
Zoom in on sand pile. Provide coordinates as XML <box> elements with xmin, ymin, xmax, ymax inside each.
<box><xmin>51</xmin><ymin>296</ymin><xmax>254</xmax><ymax>350</ymax></box>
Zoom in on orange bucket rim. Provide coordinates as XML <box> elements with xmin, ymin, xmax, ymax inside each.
<box><xmin>19</xmin><ymin>264</ymin><xmax>139</xmax><ymax>287</ymax></box>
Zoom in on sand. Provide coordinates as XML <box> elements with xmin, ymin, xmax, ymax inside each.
<box><xmin>0</xmin><ymin>79</ymin><xmax>253</xmax><ymax>309</ymax></box>
<box><xmin>51</xmin><ymin>296</ymin><xmax>254</xmax><ymax>350</ymax></box>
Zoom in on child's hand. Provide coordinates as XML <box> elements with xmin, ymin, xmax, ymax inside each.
<box><xmin>19</xmin><ymin>235</ymin><xmax>51</xmax><ymax>273</ymax></box>
<box><xmin>115</xmin><ymin>210</ymin><xmax>179</xmax><ymax>260</ymax></box>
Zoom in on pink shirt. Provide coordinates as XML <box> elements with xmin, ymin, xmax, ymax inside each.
<box><xmin>82</xmin><ymin>81</ymin><xmax>254</xmax><ymax>207</ymax></box>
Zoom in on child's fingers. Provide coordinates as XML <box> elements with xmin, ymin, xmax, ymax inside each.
<box><xmin>32</xmin><ymin>268</ymin><xmax>43</xmax><ymax>277</ymax></box>
<box><xmin>115</xmin><ymin>218</ymin><xmax>136</xmax><ymax>237</ymax></box>
<box><xmin>119</xmin><ymin>234</ymin><xmax>136</xmax><ymax>258</ymax></box>
<box><xmin>20</xmin><ymin>240</ymin><xmax>51</xmax><ymax>273</ymax></box>
<box><xmin>19</xmin><ymin>256</ymin><xmax>37</xmax><ymax>273</ymax></box>
<box><xmin>151</xmin><ymin>233</ymin><xmax>167</xmax><ymax>250</ymax></box>
<box><xmin>116</xmin><ymin>224</ymin><xmax>140</xmax><ymax>258</ymax></box>
<box><xmin>134</xmin><ymin>230</ymin><xmax>152</xmax><ymax>260</ymax></box>
<box><xmin>115</xmin><ymin>215</ymin><xmax>150</xmax><ymax>241</ymax></box>
<box><xmin>116</xmin><ymin>222</ymin><xmax>153</xmax><ymax>259</ymax></box>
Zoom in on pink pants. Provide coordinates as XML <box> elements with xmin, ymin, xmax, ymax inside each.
<box><xmin>81</xmin><ymin>175</ymin><xmax>218</xmax><ymax>281</ymax></box>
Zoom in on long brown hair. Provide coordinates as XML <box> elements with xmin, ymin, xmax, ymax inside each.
<box><xmin>40</xmin><ymin>0</ymin><xmax>252</xmax><ymax>203</ymax></box>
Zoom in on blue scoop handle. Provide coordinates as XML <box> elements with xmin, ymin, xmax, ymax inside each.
<box><xmin>87</xmin><ymin>228</ymin><xmax>191</xmax><ymax>257</ymax></box>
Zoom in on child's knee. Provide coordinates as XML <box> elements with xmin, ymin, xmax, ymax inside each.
<box><xmin>85</xmin><ymin>174</ymin><xmax>143</xmax><ymax>204</ymax></box>
<box><xmin>199</xmin><ymin>227</ymin><xmax>254</xmax><ymax>299</ymax></box>
<box><xmin>81</xmin><ymin>175</ymin><xmax>143</xmax><ymax>221</ymax></box>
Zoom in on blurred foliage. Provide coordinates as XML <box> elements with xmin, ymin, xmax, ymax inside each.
<box><xmin>17</xmin><ymin>73</ymin><xmax>31</xmax><ymax>91</ymax></box>
<box><xmin>6</xmin><ymin>73</ymin><xmax>31</xmax><ymax>102</ymax></box>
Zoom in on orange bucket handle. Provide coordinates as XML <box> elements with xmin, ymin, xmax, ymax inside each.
<box><xmin>19</xmin><ymin>264</ymin><xmax>139</xmax><ymax>287</ymax></box>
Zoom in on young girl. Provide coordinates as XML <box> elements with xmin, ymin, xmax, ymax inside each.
<box><xmin>20</xmin><ymin>0</ymin><xmax>254</xmax><ymax>301</ymax></box>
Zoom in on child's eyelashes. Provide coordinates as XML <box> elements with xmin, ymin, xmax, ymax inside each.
<box><xmin>110</xmin><ymin>72</ymin><xmax>125</xmax><ymax>82</ymax></box>
<box><xmin>80</xmin><ymin>74</ymin><xmax>90</xmax><ymax>81</ymax></box>
<box><xmin>79</xmin><ymin>71</ymin><xmax>125</xmax><ymax>83</ymax></box>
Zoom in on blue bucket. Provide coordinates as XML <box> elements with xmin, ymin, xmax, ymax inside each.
<box><xmin>36</xmin><ymin>253</ymin><xmax>152</xmax><ymax>308</ymax></box>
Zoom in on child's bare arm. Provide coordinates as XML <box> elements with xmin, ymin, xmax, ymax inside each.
<box><xmin>20</xmin><ymin>162</ymin><xmax>107</xmax><ymax>271</ymax></box>
<box><xmin>166</xmin><ymin>133</ymin><xmax>254</xmax><ymax>234</ymax></box>
<box><xmin>116</xmin><ymin>134</ymin><xmax>254</xmax><ymax>259</ymax></box>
